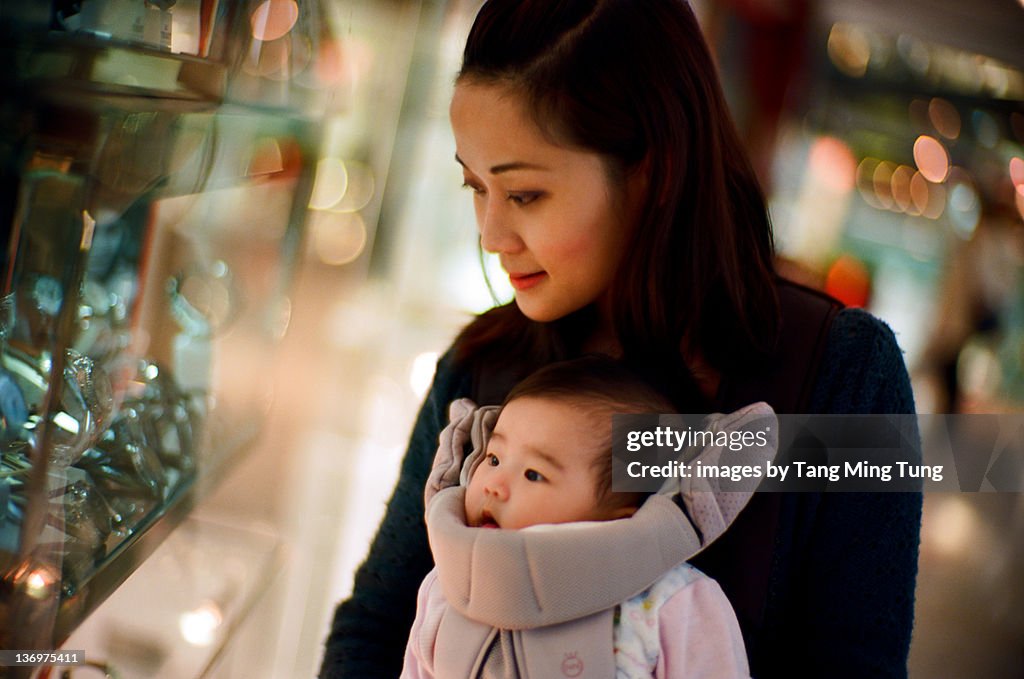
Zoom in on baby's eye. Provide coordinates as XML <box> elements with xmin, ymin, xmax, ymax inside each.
<box><xmin>524</xmin><ymin>469</ymin><xmax>545</xmax><ymax>482</ymax></box>
<box><xmin>506</xmin><ymin>192</ymin><xmax>541</xmax><ymax>206</ymax></box>
<box><xmin>486</xmin><ymin>453</ymin><xmax>499</xmax><ymax>467</ymax></box>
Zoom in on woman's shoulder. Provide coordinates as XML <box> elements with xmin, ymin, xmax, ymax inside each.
<box><xmin>433</xmin><ymin>346</ymin><xmax>471</xmax><ymax>399</ymax></box>
<box><xmin>824</xmin><ymin>307</ymin><xmax>906</xmax><ymax>372</ymax></box>
<box><xmin>810</xmin><ymin>308</ymin><xmax>916</xmax><ymax>415</ymax></box>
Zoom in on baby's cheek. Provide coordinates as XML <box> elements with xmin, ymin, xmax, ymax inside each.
<box><xmin>462</xmin><ymin>488</ymin><xmax>477</xmax><ymax>519</ymax></box>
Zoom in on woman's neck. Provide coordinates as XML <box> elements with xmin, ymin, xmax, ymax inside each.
<box><xmin>580</xmin><ymin>331</ymin><xmax>622</xmax><ymax>357</ymax></box>
<box><xmin>577</xmin><ymin>303</ymin><xmax>720</xmax><ymax>401</ymax></box>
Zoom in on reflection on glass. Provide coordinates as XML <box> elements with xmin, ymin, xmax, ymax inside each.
<box><xmin>310</xmin><ymin>211</ymin><xmax>367</xmax><ymax>266</ymax></box>
<box><xmin>250</xmin><ymin>0</ymin><xmax>300</xmax><ymax>42</ymax></box>
<box><xmin>309</xmin><ymin>158</ymin><xmax>348</xmax><ymax>210</ymax></box>
<box><xmin>333</xmin><ymin>161</ymin><xmax>375</xmax><ymax>212</ymax></box>
<box><xmin>167</xmin><ymin>261</ymin><xmax>239</xmax><ymax>338</ymax></box>
<box><xmin>0</xmin><ymin>345</ymin><xmax>201</xmax><ymax>598</ymax></box>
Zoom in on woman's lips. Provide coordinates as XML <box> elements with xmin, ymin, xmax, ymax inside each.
<box><xmin>508</xmin><ymin>271</ymin><xmax>546</xmax><ymax>291</ymax></box>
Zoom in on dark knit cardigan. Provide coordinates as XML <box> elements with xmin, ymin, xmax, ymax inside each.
<box><xmin>319</xmin><ymin>308</ymin><xmax>922</xmax><ymax>678</ymax></box>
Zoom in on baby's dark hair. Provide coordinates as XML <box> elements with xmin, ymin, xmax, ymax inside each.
<box><xmin>502</xmin><ymin>355</ymin><xmax>683</xmax><ymax>511</ymax></box>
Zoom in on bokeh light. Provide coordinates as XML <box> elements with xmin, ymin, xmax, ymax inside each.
<box><xmin>250</xmin><ymin>0</ymin><xmax>299</xmax><ymax>42</ymax></box>
<box><xmin>310</xmin><ymin>210</ymin><xmax>367</xmax><ymax>266</ymax></box>
<box><xmin>913</xmin><ymin>135</ymin><xmax>950</xmax><ymax>183</ymax></box>
<box><xmin>179</xmin><ymin>601</ymin><xmax>224</xmax><ymax>647</ymax></box>
<box><xmin>946</xmin><ymin>171</ymin><xmax>981</xmax><ymax>239</ymax></box>
<box><xmin>890</xmin><ymin>164</ymin><xmax>914</xmax><ymax>212</ymax></box>
<box><xmin>334</xmin><ymin>161</ymin><xmax>376</xmax><ymax>212</ymax></box>
<box><xmin>856</xmin><ymin>157</ymin><xmax>882</xmax><ymax>208</ymax></box>
<box><xmin>873</xmin><ymin>160</ymin><xmax>896</xmax><ymax>209</ymax></box>
<box><xmin>928</xmin><ymin>98</ymin><xmax>961</xmax><ymax>140</ymax></box>
<box><xmin>897</xmin><ymin>34</ymin><xmax>930</xmax><ymax>76</ymax></box>
<box><xmin>825</xmin><ymin>254</ymin><xmax>871</xmax><ymax>308</ymax></box>
<box><xmin>910</xmin><ymin>171</ymin><xmax>946</xmax><ymax>219</ymax></box>
<box><xmin>827</xmin><ymin>24</ymin><xmax>871</xmax><ymax>78</ymax></box>
<box><xmin>309</xmin><ymin>158</ymin><xmax>348</xmax><ymax>210</ymax></box>
<box><xmin>809</xmin><ymin>136</ymin><xmax>857</xmax><ymax>193</ymax></box>
<box><xmin>924</xmin><ymin>498</ymin><xmax>977</xmax><ymax>557</ymax></box>
<box><xmin>1010</xmin><ymin>157</ymin><xmax>1024</xmax><ymax>197</ymax></box>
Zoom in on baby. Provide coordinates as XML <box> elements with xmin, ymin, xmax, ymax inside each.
<box><xmin>403</xmin><ymin>356</ymin><xmax>772</xmax><ymax>678</ymax></box>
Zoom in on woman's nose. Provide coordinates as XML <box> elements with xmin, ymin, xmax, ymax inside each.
<box><xmin>478</xmin><ymin>201</ymin><xmax>522</xmax><ymax>255</ymax></box>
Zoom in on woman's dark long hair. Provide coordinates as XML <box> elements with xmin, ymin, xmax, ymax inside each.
<box><xmin>452</xmin><ymin>0</ymin><xmax>779</xmax><ymax>406</ymax></box>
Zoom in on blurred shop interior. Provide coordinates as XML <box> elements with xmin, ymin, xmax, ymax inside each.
<box><xmin>0</xmin><ymin>0</ymin><xmax>1022</xmax><ymax>677</ymax></box>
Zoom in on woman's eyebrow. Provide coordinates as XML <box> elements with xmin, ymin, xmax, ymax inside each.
<box><xmin>454</xmin><ymin>154</ymin><xmax>550</xmax><ymax>175</ymax></box>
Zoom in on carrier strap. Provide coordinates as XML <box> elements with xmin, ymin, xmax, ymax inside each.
<box><xmin>692</xmin><ymin>278</ymin><xmax>842</xmax><ymax>665</ymax></box>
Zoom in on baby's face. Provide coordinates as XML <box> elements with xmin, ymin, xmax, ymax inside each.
<box><xmin>464</xmin><ymin>396</ymin><xmax>624</xmax><ymax>530</ymax></box>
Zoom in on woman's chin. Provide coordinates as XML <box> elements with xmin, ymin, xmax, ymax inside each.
<box><xmin>513</xmin><ymin>297</ymin><xmax>572</xmax><ymax>324</ymax></box>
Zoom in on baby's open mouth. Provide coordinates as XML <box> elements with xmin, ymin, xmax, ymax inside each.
<box><xmin>479</xmin><ymin>509</ymin><xmax>499</xmax><ymax>529</ymax></box>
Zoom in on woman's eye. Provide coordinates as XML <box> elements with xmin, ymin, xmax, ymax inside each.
<box><xmin>487</xmin><ymin>454</ymin><xmax>499</xmax><ymax>467</ymax></box>
<box><xmin>461</xmin><ymin>181</ymin><xmax>485</xmax><ymax>195</ymax></box>
<box><xmin>506</xmin><ymin>192</ymin><xmax>541</xmax><ymax>206</ymax></box>
<box><xmin>524</xmin><ymin>469</ymin><xmax>544</xmax><ymax>482</ymax></box>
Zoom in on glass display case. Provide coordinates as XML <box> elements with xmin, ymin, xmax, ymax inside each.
<box><xmin>0</xmin><ymin>0</ymin><xmax>334</xmax><ymax>666</ymax></box>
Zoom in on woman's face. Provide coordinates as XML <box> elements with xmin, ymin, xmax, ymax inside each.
<box><xmin>450</xmin><ymin>81</ymin><xmax>645</xmax><ymax>323</ymax></box>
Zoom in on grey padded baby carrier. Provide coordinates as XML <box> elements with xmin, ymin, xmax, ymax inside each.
<box><xmin>417</xmin><ymin>398</ymin><xmax>778</xmax><ymax>678</ymax></box>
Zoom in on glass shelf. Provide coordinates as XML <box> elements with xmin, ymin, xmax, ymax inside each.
<box><xmin>60</xmin><ymin>512</ymin><xmax>284</xmax><ymax>679</ymax></box>
<box><xmin>0</xmin><ymin>0</ymin><xmax>325</xmax><ymax>663</ymax></box>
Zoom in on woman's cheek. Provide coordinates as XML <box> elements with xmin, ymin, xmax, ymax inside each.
<box><xmin>545</xmin><ymin>231</ymin><xmax>595</xmax><ymax>262</ymax></box>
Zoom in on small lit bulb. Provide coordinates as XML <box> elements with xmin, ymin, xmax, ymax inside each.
<box><xmin>179</xmin><ymin>601</ymin><xmax>224</xmax><ymax>647</ymax></box>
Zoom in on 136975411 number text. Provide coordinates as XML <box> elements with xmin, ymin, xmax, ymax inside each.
<box><xmin>0</xmin><ymin>650</ymin><xmax>86</xmax><ymax>666</ymax></box>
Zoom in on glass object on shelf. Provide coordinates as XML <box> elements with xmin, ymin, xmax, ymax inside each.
<box><xmin>60</xmin><ymin>0</ymin><xmax>220</xmax><ymax>58</ymax></box>
<box><xmin>0</xmin><ymin>345</ymin><xmax>201</xmax><ymax>596</ymax></box>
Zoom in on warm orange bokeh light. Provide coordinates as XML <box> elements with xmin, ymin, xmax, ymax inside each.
<box><xmin>251</xmin><ymin>0</ymin><xmax>299</xmax><ymax>42</ymax></box>
<box><xmin>1010</xmin><ymin>157</ymin><xmax>1024</xmax><ymax>197</ymax></box>
<box><xmin>873</xmin><ymin>161</ymin><xmax>896</xmax><ymax>209</ymax></box>
<box><xmin>928</xmin><ymin>98</ymin><xmax>961</xmax><ymax>140</ymax></box>
<box><xmin>856</xmin><ymin>157</ymin><xmax>881</xmax><ymax>208</ymax></box>
<box><xmin>809</xmin><ymin>136</ymin><xmax>857</xmax><ymax>193</ymax></box>
<box><xmin>913</xmin><ymin>135</ymin><xmax>950</xmax><ymax>183</ymax></box>
<box><xmin>890</xmin><ymin>165</ymin><xmax>914</xmax><ymax>212</ymax></box>
<box><xmin>825</xmin><ymin>254</ymin><xmax>871</xmax><ymax>308</ymax></box>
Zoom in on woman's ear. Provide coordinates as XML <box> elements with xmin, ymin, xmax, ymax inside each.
<box><xmin>622</xmin><ymin>155</ymin><xmax>652</xmax><ymax>224</ymax></box>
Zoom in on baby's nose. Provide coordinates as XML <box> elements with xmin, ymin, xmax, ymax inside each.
<box><xmin>484</xmin><ymin>481</ymin><xmax>509</xmax><ymax>501</ymax></box>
